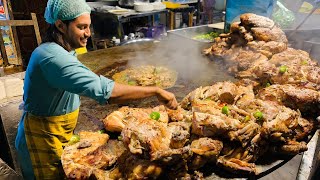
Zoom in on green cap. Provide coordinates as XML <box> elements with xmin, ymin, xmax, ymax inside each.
<box><xmin>44</xmin><ymin>0</ymin><xmax>91</xmax><ymax>24</ymax></box>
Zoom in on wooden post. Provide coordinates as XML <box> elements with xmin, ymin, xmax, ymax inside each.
<box><xmin>0</xmin><ymin>30</ymin><xmax>9</xmax><ymax>66</ymax></box>
<box><xmin>31</xmin><ymin>13</ymin><xmax>41</xmax><ymax>45</ymax></box>
<box><xmin>170</xmin><ymin>11</ymin><xmax>175</xmax><ymax>30</ymax></box>
<box><xmin>0</xmin><ymin>11</ymin><xmax>41</xmax><ymax>67</ymax></box>
<box><xmin>188</xmin><ymin>12</ymin><xmax>193</xmax><ymax>27</ymax></box>
<box><xmin>2</xmin><ymin>0</ymin><xmax>20</xmax><ymax>65</ymax></box>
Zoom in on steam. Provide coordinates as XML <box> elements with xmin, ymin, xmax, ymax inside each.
<box><xmin>124</xmin><ymin>37</ymin><xmax>234</xmax><ymax>89</ymax></box>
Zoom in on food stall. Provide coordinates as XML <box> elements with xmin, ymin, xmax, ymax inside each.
<box><xmin>0</xmin><ymin>2</ymin><xmax>319</xmax><ymax>178</ymax></box>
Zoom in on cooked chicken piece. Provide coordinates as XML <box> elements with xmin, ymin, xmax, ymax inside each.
<box><xmin>235</xmin><ymin>61</ymin><xmax>274</xmax><ymax>80</ymax></box>
<box><xmin>121</xmin><ymin>118</ymin><xmax>171</xmax><ymax>159</ymax></box>
<box><xmin>233</xmin><ymin>84</ymin><xmax>255</xmax><ymax>107</ymax></box>
<box><xmin>121</xmin><ymin>117</ymin><xmax>191</xmax><ymax>161</ymax></box>
<box><xmin>235</xmin><ymin>96</ymin><xmax>314</xmax><ymax>153</ymax></box>
<box><xmin>237</xmin><ymin>60</ymin><xmax>320</xmax><ymax>91</ymax></box>
<box><xmin>192</xmin><ymin>112</ymin><xmax>241</xmax><ymax>137</ymax></box>
<box><xmin>228</xmin><ymin>122</ymin><xmax>261</xmax><ymax>147</ymax></box>
<box><xmin>257</xmin><ymin>84</ymin><xmax>320</xmax><ymax>117</ymax></box>
<box><xmin>167</xmin><ymin>106</ymin><xmax>193</xmax><ymax>122</ymax></box>
<box><xmin>191</xmin><ymin>100</ymin><xmax>225</xmax><ymax>115</ymax></box>
<box><xmin>168</xmin><ymin>121</ymin><xmax>191</xmax><ymax>149</ymax></box>
<box><xmin>181</xmin><ymin>86</ymin><xmax>211</xmax><ymax>110</ymax></box>
<box><xmin>239</xmin><ymin>13</ymin><xmax>288</xmax><ymax>43</ymax></box>
<box><xmin>260</xmin><ymin>109</ymin><xmax>312</xmax><ymax>142</ymax></box>
<box><xmin>191</xmin><ymin>100</ymin><xmax>250</xmax><ymax>123</ymax></box>
<box><xmin>181</xmin><ymin>82</ymin><xmax>250</xmax><ymax>109</ymax></box>
<box><xmin>203</xmin><ymin>37</ymin><xmax>231</xmax><ymax>57</ymax></box>
<box><xmin>230</xmin><ymin>21</ymin><xmax>241</xmax><ymax>33</ymax></box>
<box><xmin>227</xmin><ymin>50</ymin><xmax>269</xmax><ymax>73</ymax></box>
<box><xmin>229</xmin><ymin>33</ymin><xmax>249</xmax><ymax>47</ymax></box>
<box><xmin>230</xmin><ymin>22</ymin><xmax>254</xmax><ymax>42</ymax></box>
<box><xmin>91</xmin><ymin>169</ymin><xmax>108</xmax><ymax>180</ymax></box>
<box><xmin>114</xmin><ymin>152</ymin><xmax>164</xmax><ymax>180</ymax></box>
<box><xmin>251</xmin><ymin>26</ymin><xmax>288</xmax><ymax>43</ymax></box>
<box><xmin>103</xmin><ymin>105</ymin><xmax>169</xmax><ymax>132</ymax></box>
<box><xmin>247</xmin><ymin>41</ymin><xmax>287</xmax><ymax>58</ymax></box>
<box><xmin>236</xmin><ymin>99</ymin><xmax>293</xmax><ymax>125</ymax></box>
<box><xmin>269</xmin><ymin>48</ymin><xmax>317</xmax><ymax>66</ymax></box>
<box><xmin>61</xmin><ymin>132</ymin><xmax>114</xmax><ymax>179</ymax></box>
<box><xmin>235</xmin><ymin>78</ymin><xmax>260</xmax><ymax>89</ymax></box>
<box><xmin>240</xmin><ymin>13</ymin><xmax>275</xmax><ymax>29</ymax></box>
<box><xmin>271</xmin><ymin>140</ymin><xmax>308</xmax><ymax>155</ymax></box>
<box><xmin>217</xmin><ymin>132</ymin><xmax>269</xmax><ymax>175</ymax></box>
<box><xmin>270</xmin><ymin>65</ymin><xmax>320</xmax><ymax>90</ymax></box>
<box><xmin>217</xmin><ymin>157</ymin><xmax>257</xmax><ymax>174</ymax></box>
<box><xmin>190</xmin><ymin>137</ymin><xmax>223</xmax><ymax>157</ymax></box>
<box><xmin>151</xmin><ymin>146</ymin><xmax>192</xmax><ymax>165</ymax></box>
<box><xmin>188</xmin><ymin>137</ymin><xmax>223</xmax><ymax>170</ymax></box>
<box><xmin>104</xmin><ymin>139</ymin><xmax>127</xmax><ymax>158</ymax></box>
<box><xmin>103</xmin><ymin>110</ymin><xmax>126</xmax><ymax>132</ymax></box>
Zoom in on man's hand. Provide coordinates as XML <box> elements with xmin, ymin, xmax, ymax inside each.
<box><xmin>156</xmin><ymin>88</ymin><xmax>178</xmax><ymax>110</ymax></box>
<box><xmin>110</xmin><ymin>83</ymin><xmax>178</xmax><ymax>109</ymax></box>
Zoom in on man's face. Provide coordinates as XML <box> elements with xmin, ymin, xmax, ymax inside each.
<box><xmin>65</xmin><ymin>14</ymin><xmax>91</xmax><ymax>49</ymax></box>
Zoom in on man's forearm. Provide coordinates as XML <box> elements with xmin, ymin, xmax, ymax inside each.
<box><xmin>109</xmin><ymin>83</ymin><xmax>159</xmax><ymax>103</ymax></box>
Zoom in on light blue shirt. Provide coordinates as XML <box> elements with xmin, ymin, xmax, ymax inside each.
<box><xmin>23</xmin><ymin>42</ymin><xmax>114</xmax><ymax>116</ymax></box>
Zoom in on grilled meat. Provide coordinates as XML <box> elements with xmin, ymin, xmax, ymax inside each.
<box><xmin>121</xmin><ymin>118</ymin><xmax>171</xmax><ymax>159</ymax></box>
<box><xmin>115</xmin><ymin>152</ymin><xmax>164</xmax><ymax>179</ymax></box>
<box><xmin>167</xmin><ymin>106</ymin><xmax>193</xmax><ymax>122</ymax></box>
<box><xmin>61</xmin><ymin>132</ymin><xmax>118</xmax><ymax>179</ymax></box>
<box><xmin>188</xmin><ymin>137</ymin><xmax>223</xmax><ymax>170</ymax></box>
<box><xmin>103</xmin><ymin>105</ymin><xmax>169</xmax><ymax>132</ymax></box>
<box><xmin>168</xmin><ymin>121</ymin><xmax>191</xmax><ymax>149</ymax></box>
<box><xmin>270</xmin><ymin>140</ymin><xmax>308</xmax><ymax>155</ymax></box>
<box><xmin>192</xmin><ymin>112</ymin><xmax>241</xmax><ymax>137</ymax></box>
<box><xmin>257</xmin><ymin>84</ymin><xmax>320</xmax><ymax>117</ymax></box>
<box><xmin>268</xmin><ymin>48</ymin><xmax>316</xmax><ymax>66</ymax></box>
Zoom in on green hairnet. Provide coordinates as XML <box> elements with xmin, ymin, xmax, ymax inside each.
<box><xmin>44</xmin><ymin>0</ymin><xmax>91</xmax><ymax>24</ymax></box>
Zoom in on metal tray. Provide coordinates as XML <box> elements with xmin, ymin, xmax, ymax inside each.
<box><xmin>167</xmin><ymin>25</ymin><xmax>224</xmax><ymax>43</ymax></box>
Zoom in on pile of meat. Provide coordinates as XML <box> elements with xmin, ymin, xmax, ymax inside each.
<box><xmin>61</xmin><ymin>81</ymin><xmax>318</xmax><ymax>179</ymax></box>
<box><xmin>61</xmin><ymin>14</ymin><xmax>319</xmax><ymax>179</ymax></box>
<box><xmin>204</xmin><ymin>13</ymin><xmax>320</xmax><ymax>91</ymax></box>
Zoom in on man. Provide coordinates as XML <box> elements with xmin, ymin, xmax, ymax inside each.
<box><xmin>15</xmin><ymin>0</ymin><xmax>178</xmax><ymax>179</ymax></box>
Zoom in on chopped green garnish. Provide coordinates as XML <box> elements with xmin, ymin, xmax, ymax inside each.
<box><xmin>118</xmin><ymin>136</ymin><xmax>123</xmax><ymax>141</ymax></box>
<box><xmin>69</xmin><ymin>134</ymin><xmax>80</xmax><ymax>145</ymax></box>
<box><xmin>221</xmin><ymin>106</ymin><xmax>229</xmax><ymax>115</ymax></box>
<box><xmin>244</xmin><ymin>115</ymin><xmax>251</xmax><ymax>122</ymax></box>
<box><xmin>155</xmin><ymin>81</ymin><xmax>161</xmax><ymax>86</ymax></box>
<box><xmin>253</xmin><ymin>111</ymin><xmax>263</xmax><ymax>121</ymax></box>
<box><xmin>193</xmin><ymin>32</ymin><xmax>220</xmax><ymax>41</ymax></box>
<box><xmin>279</xmin><ymin>65</ymin><xmax>288</xmax><ymax>74</ymax></box>
<box><xmin>154</xmin><ymin>67</ymin><xmax>161</xmax><ymax>74</ymax></box>
<box><xmin>266</xmin><ymin>82</ymin><xmax>271</xmax><ymax>87</ymax></box>
<box><xmin>128</xmin><ymin>80</ymin><xmax>137</xmax><ymax>85</ymax></box>
<box><xmin>150</xmin><ymin>111</ymin><xmax>161</xmax><ymax>121</ymax></box>
<box><xmin>301</xmin><ymin>60</ymin><xmax>308</xmax><ymax>65</ymax></box>
<box><xmin>98</xmin><ymin>129</ymin><xmax>106</xmax><ymax>134</ymax></box>
<box><xmin>122</xmin><ymin>74</ymin><xmax>129</xmax><ymax>81</ymax></box>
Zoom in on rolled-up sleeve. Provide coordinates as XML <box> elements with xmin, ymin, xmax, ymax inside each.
<box><xmin>39</xmin><ymin>54</ymin><xmax>114</xmax><ymax>104</ymax></box>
